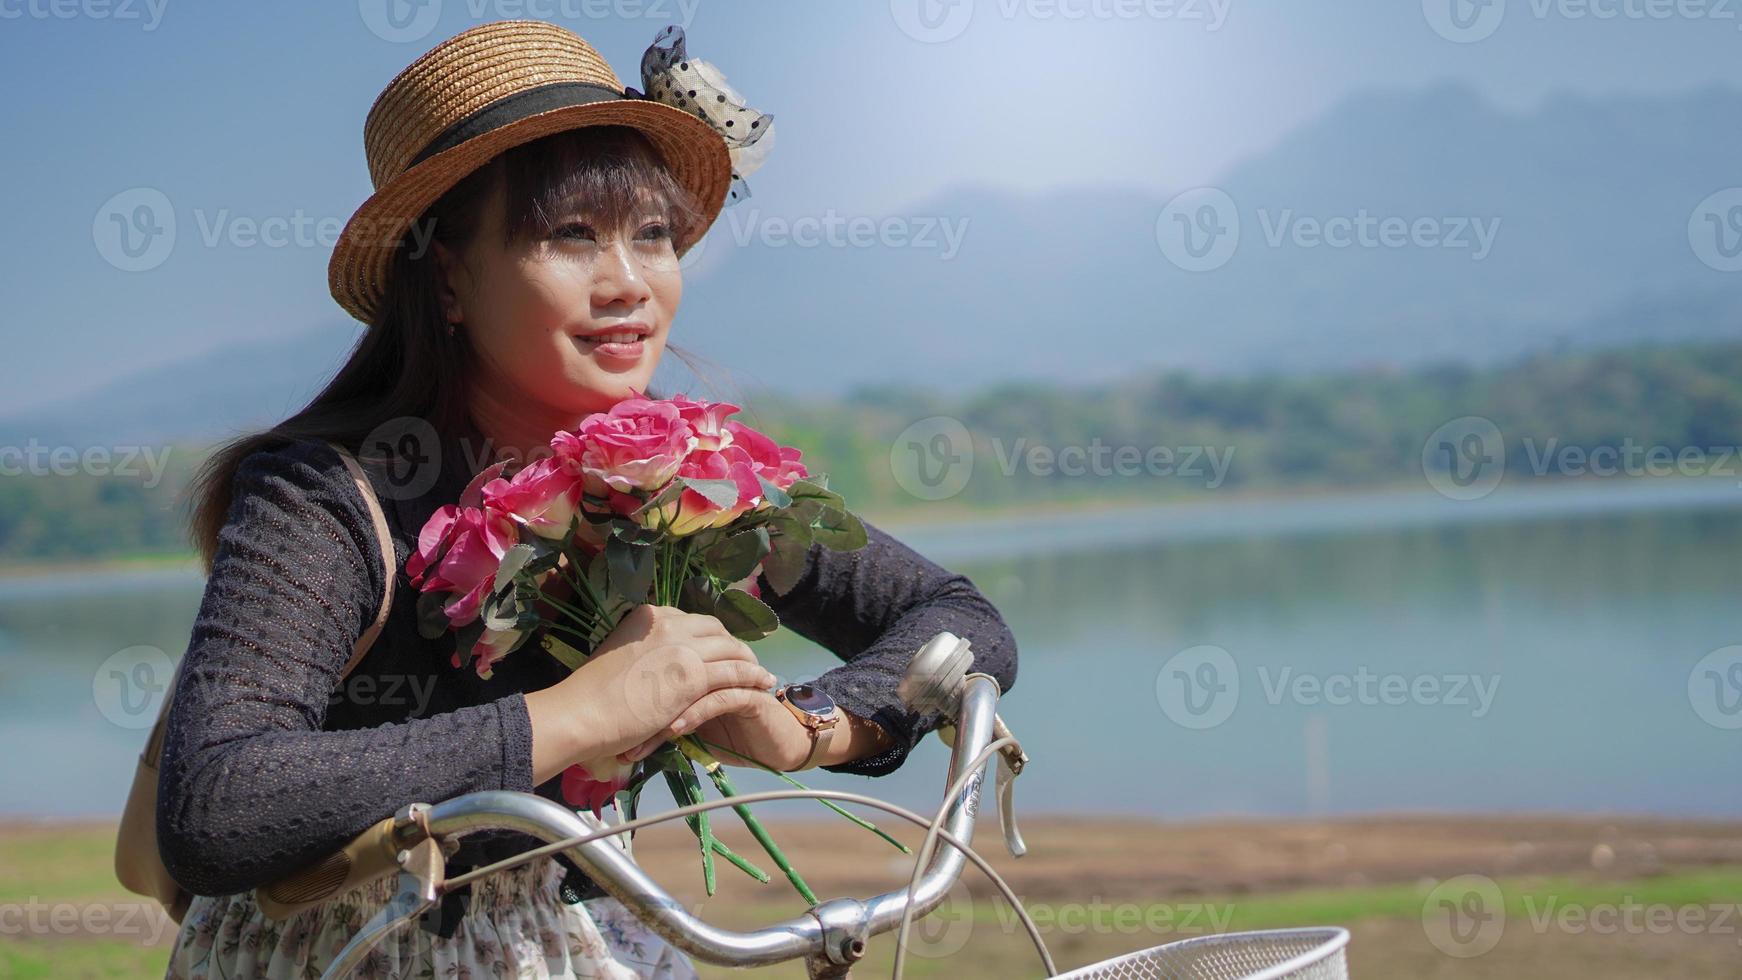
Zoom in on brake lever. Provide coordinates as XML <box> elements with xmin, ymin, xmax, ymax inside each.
<box><xmin>319</xmin><ymin>829</ymin><xmax>448</xmax><ymax>979</ymax></box>
<box><xmin>996</xmin><ymin>751</ymin><xmax>1028</xmax><ymax>859</ymax></box>
<box><xmin>934</xmin><ymin>717</ymin><xmax>1028</xmax><ymax>859</ymax></box>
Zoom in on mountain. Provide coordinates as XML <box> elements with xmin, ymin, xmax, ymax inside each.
<box><xmin>674</xmin><ymin>82</ymin><xmax>1742</xmax><ymax>391</ymax></box>
<box><xmin>0</xmin><ymin>323</ymin><xmax>359</xmax><ymax>450</ymax></box>
<box><xmin>5</xmin><ymin>83</ymin><xmax>1739</xmax><ymax>446</ymax></box>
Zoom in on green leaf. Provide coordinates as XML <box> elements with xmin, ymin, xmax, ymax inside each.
<box><xmin>679</xmin><ymin>476</ymin><xmax>740</xmax><ymax>509</ymax></box>
<box><xmin>480</xmin><ymin>588</ymin><xmax>523</xmax><ymax>632</ymax></box>
<box><xmin>678</xmin><ymin>575</ymin><xmax>717</xmax><ymax>615</ymax></box>
<box><xmin>607</xmin><ymin>520</ymin><xmax>662</xmax><ymax>546</ymax></box>
<box><xmin>761</xmin><ymin>521</ymin><xmax>812</xmax><ymax>598</ymax></box>
<box><xmin>605</xmin><ymin>537</ymin><xmax>656</xmax><ymax>606</ymax></box>
<box><xmin>810</xmin><ymin>505</ymin><xmax>868</xmax><ymax>551</ymax></box>
<box><xmin>755</xmin><ymin>474</ymin><xmax>792</xmax><ymax>510</ymax></box>
<box><xmin>712</xmin><ymin>588</ymin><xmax>779</xmax><ymax>640</ymax></box>
<box><xmin>702</xmin><ymin>526</ymin><xmax>770</xmax><ymax>583</ymax></box>
<box><xmin>416</xmin><ymin>589</ymin><xmax>453</xmax><ymax>639</ymax></box>
<box><xmin>493</xmin><ymin>543</ymin><xmax>535</xmax><ymax>594</ymax></box>
<box><xmin>521</xmin><ymin>532</ymin><xmax>565</xmax><ymax>574</ymax></box>
<box><xmin>784</xmin><ymin>477</ymin><xmax>839</xmax><ymax>505</ymax></box>
<box><xmin>585</xmin><ymin>548</ymin><xmax>611</xmax><ymax>595</ymax></box>
<box><xmin>452</xmin><ymin>618</ymin><xmax>485</xmax><ymax>664</ymax></box>
<box><xmin>502</xmin><ymin>628</ymin><xmax>535</xmax><ymax>657</ymax></box>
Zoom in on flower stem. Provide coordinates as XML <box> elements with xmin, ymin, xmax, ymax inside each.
<box><xmin>694</xmin><ymin>737</ymin><xmax>910</xmax><ymax>854</ymax></box>
<box><xmin>678</xmin><ymin>738</ymin><xmax>817</xmax><ymax>905</ymax></box>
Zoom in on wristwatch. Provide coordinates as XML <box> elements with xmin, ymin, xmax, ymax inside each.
<box><xmin>775</xmin><ymin>682</ymin><xmax>840</xmax><ymax>771</ymax></box>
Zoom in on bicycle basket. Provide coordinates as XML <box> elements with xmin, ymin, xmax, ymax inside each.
<box><xmin>1051</xmin><ymin>927</ymin><xmax>1350</xmax><ymax>980</ymax></box>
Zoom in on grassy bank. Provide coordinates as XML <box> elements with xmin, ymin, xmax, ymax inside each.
<box><xmin>6</xmin><ymin>816</ymin><xmax>1742</xmax><ymax>978</ymax></box>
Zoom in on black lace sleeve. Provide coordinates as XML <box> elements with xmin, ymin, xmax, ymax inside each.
<box><xmin>756</xmin><ymin>518</ymin><xmax>1018</xmax><ymax>777</ymax></box>
<box><xmin>154</xmin><ymin>438</ymin><xmax>536</xmax><ymax>897</ymax></box>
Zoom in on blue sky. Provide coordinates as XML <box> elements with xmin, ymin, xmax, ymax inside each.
<box><xmin>1</xmin><ymin>0</ymin><xmax>1738</xmax><ymax>413</ymax></box>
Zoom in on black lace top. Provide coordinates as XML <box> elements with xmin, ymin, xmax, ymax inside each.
<box><xmin>155</xmin><ymin>417</ymin><xmax>1018</xmax><ymax>911</ymax></box>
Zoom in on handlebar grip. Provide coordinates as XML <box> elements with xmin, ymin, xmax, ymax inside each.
<box><xmin>253</xmin><ymin>815</ymin><xmax>409</xmax><ymax>921</ymax></box>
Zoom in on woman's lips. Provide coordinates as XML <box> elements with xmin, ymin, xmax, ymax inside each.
<box><xmin>573</xmin><ymin>334</ymin><xmax>646</xmax><ymax>361</ymax></box>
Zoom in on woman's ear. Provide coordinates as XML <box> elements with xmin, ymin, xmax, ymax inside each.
<box><xmin>431</xmin><ymin>239</ymin><xmax>465</xmax><ymax>324</ymax></box>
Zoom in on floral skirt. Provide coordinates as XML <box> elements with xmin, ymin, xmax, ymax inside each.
<box><xmin>162</xmin><ymin>856</ymin><xmax>698</xmax><ymax>979</ymax></box>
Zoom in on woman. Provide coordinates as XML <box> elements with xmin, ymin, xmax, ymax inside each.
<box><xmin>157</xmin><ymin>20</ymin><xmax>1017</xmax><ymax>979</ymax></box>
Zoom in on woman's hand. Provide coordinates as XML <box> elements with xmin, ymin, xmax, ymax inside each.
<box><xmin>619</xmin><ymin>688</ymin><xmax>901</xmax><ymax>772</ymax></box>
<box><xmin>524</xmin><ymin>604</ymin><xmax>776</xmax><ymax>784</ymax></box>
<box><xmin>639</xmin><ymin>690</ymin><xmax>813</xmax><ymax>771</ymax></box>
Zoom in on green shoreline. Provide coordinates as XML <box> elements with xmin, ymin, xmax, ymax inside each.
<box><xmin>5</xmin><ymin>472</ymin><xmax>1735</xmax><ymax>581</ymax></box>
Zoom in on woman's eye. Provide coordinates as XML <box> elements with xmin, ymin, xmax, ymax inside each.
<box><xmin>551</xmin><ymin>222</ymin><xmax>595</xmax><ymax>242</ymax></box>
<box><xmin>638</xmin><ymin>222</ymin><xmax>672</xmax><ymax>242</ymax></box>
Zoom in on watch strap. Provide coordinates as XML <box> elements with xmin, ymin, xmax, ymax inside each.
<box><xmin>795</xmin><ymin>709</ymin><xmax>839</xmax><ymax>770</ymax></box>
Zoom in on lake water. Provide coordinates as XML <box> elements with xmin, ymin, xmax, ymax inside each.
<box><xmin>4</xmin><ymin>479</ymin><xmax>1740</xmax><ymax>822</ymax></box>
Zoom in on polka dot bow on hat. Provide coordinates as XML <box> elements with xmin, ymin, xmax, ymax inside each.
<box><xmin>629</xmin><ymin>25</ymin><xmax>774</xmax><ymax>207</ymax></box>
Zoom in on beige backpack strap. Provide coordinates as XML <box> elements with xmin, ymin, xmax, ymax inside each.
<box><xmin>328</xmin><ymin>440</ymin><xmax>396</xmax><ymax>678</ymax></box>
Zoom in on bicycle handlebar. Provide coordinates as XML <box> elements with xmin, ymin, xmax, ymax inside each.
<box><xmin>257</xmin><ymin>631</ymin><xmax>1020</xmax><ymax>978</ymax></box>
<box><xmin>404</xmin><ymin>673</ymin><xmax>1002</xmax><ymax>968</ymax></box>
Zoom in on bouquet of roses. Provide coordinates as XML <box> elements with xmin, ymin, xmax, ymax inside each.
<box><xmin>404</xmin><ymin>393</ymin><xmax>904</xmax><ymax>902</ymax></box>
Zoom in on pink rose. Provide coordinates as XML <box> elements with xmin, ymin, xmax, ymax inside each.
<box><xmin>407</xmin><ymin>504</ymin><xmax>516</xmax><ymax>628</ymax></box>
<box><xmin>483</xmin><ymin>456</ymin><xmax>585</xmax><ymax>540</ymax></box>
<box><xmin>554</xmin><ymin>398</ymin><xmax>696</xmax><ymax>493</ymax></box>
<box><xmin>722</xmin><ymin>420</ymin><xmax>809</xmax><ymax>502</ymax></box>
<box><xmin>669</xmin><ymin>394</ymin><xmax>740</xmax><ymax>452</ymax></box>
<box><xmin>465</xmin><ymin>626</ymin><xmax>524</xmax><ymax>680</ymax></box>
<box><xmin>647</xmin><ymin>446</ymin><xmax>764</xmax><ymax>536</ymax></box>
<box><xmin>561</xmin><ymin>757</ymin><xmax>634</xmax><ymax>818</ymax></box>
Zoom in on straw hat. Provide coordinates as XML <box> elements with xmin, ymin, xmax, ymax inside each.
<box><xmin>328</xmin><ymin>20</ymin><xmax>773</xmax><ymax>324</ymax></box>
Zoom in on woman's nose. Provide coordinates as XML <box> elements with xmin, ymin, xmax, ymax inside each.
<box><xmin>591</xmin><ymin>237</ymin><xmax>653</xmax><ymax>308</ymax></box>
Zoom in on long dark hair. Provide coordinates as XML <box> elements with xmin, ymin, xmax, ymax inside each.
<box><xmin>186</xmin><ymin>125</ymin><xmax>714</xmax><ymax>571</ymax></box>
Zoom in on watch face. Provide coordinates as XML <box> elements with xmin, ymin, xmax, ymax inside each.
<box><xmin>784</xmin><ymin>683</ymin><xmax>835</xmax><ymax>715</ymax></box>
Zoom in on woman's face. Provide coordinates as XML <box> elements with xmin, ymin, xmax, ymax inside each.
<box><xmin>434</xmin><ymin>162</ymin><xmax>683</xmax><ymax>424</ymax></box>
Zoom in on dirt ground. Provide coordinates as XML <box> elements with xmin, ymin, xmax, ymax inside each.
<box><xmin>625</xmin><ymin>810</ymin><xmax>1742</xmax><ymax>899</ymax></box>
<box><xmin>5</xmin><ymin>813</ymin><xmax>1740</xmax><ymax>978</ymax></box>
